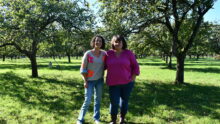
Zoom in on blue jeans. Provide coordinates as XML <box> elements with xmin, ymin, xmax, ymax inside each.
<box><xmin>109</xmin><ymin>81</ymin><xmax>134</xmax><ymax>115</ymax></box>
<box><xmin>77</xmin><ymin>78</ymin><xmax>104</xmax><ymax>122</ymax></box>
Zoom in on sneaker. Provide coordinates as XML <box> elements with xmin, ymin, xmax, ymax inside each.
<box><xmin>109</xmin><ymin>122</ymin><xmax>116</xmax><ymax>124</ymax></box>
<box><xmin>76</xmin><ymin>121</ymin><xmax>82</xmax><ymax>124</ymax></box>
<box><xmin>95</xmin><ymin>120</ymin><xmax>100</xmax><ymax>124</ymax></box>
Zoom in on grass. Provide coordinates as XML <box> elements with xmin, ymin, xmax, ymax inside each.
<box><xmin>0</xmin><ymin>57</ymin><xmax>220</xmax><ymax>124</ymax></box>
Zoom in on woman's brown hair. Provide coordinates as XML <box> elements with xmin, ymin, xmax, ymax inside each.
<box><xmin>90</xmin><ymin>35</ymin><xmax>105</xmax><ymax>49</ymax></box>
<box><xmin>111</xmin><ymin>35</ymin><xmax>127</xmax><ymax>50</ymax></box>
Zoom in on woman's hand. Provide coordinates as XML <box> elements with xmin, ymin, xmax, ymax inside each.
<box><xmin>84</xmin><ymin>82</ymin><xmax>88</xmax><ymax>88</ymax></box>
<box><xmin>132</xmin><ymin>74</ymin><xmax>136</xmax><ymax>81</ymax></box>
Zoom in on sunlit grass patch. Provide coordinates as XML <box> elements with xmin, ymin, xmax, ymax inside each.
<box><xmin>0</xmin><ymin>57</ymin><xmax>220</xmax><ymax>123</ymax></box>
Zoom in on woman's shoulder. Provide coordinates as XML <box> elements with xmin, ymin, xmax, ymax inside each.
<box><xmin>124</xmin><ymin>49</ymin><xmax>134</xmax><ymax>54</ymax></box>
<box><xmin>84</xmin><ymin>50</ymin><xmax>91</xmax><ymax>53</ymax></box>
<box><xmin>108</xmin><ymin>49</ymin><xmax>115</xmax><ymax>52</ymax></box>
<box><xmin>100</xmin><ymin>50</ymin><xmax>107</xmax><ymax>56</ymax></box>
<box><xmin>84</xmin><ymin>50</ymin><xmax>92</xmax><ymax>56</ymax></box>
<box><xmin>100</xmin><ymin>50</ymin><xmax>106</xmax><ymax>53</ymax></box>
<box><xmin>124</xmin><ymin>50</ymin><xmax>136</xmax><ymax>58</ymax></box>
<box><xmin>106</xmin><ymin>49</ymin><xmax>114</xmax><ymax>54</ymax></box>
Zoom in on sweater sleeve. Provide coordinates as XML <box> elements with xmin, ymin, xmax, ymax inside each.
<box><xmin>129</xmin><ymin>51</ymin><xmax>140</xmax><ymax>76</ymax></box>
<box><xmin>103</xmin><ymin>51</ymin><xmax>107</xmax><ymax>70</ymax></box>
<box><xmin>80</xmin><ymin>51</ymin><xmax>89</xmax><ymax>74</ymax></box>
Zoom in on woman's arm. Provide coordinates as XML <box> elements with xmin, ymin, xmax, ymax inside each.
<box><xmin>131</xmin><ymin>74</ymin><xmax>136</xmax><ymax>81</ymax></box>
<box><xmin>80</xmin><ymin>51</ymin><xmax>89</xmax><ymax>88</ymax></box>
<box><xmin>81</xmin><ymin>73</ymin><xmax>88</xmax><ymax>88</ymax></box>
<box><xmin>129</xmin><ymin>51</ymin><xmax>140</xmax><ymax>81</ymax></box>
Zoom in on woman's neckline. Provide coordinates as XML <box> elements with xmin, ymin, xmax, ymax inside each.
<box><xmin>90</xmin><ymin>50</ymin><xmax>102</xmax><ymax>58</ymax></box>
<box><xmin>114</xmin><ymin>49</ymin><xmax>124</xmax><ymax>58</ymax></box>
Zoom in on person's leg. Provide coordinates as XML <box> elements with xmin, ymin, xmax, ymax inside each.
<box><xmin>119</xmin><ymin>81</ymin><xmax>134</xmax><ymax>123</ymax></box>
<box><xmin>93</xmin><ymin>78</ymin><xmax>104</xmax><ymax>121</ymax></box>
<box><xmin>77</xmin><ymin>81</ymin><xmax>94</xmax><ymax>123</ymax></box>
<box><xmin>109</xmin><ymin>85</ymin><xmax>120</xmax><ymax>123</ymax></box>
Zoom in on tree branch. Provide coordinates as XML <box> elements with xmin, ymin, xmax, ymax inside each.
<box><xmin>0</xmin><ymin>42</ymin><xmax>31</xmax><ymax>57</ymax></box>
<box><xmin>0</xmin><ymin>43</ymin><xmax>14</xmax><ymax>47</ymax></box>
<box><xmin>128</xmin><ymin>16</ymin><xmax>167</xmax><ymax>34</ymax></box>
<box><xmin>184</xmin><ymin>5</ymin><xmax>212</xmax><ymax>54</ymax></box>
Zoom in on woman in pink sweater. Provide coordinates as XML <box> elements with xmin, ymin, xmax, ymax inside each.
<box><xmin>105</xmin><ymin>35</ymin><xmax>140</xmax><ymax>124</ymax></box>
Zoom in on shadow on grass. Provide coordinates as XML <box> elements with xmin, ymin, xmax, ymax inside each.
<box><xmin>140</xmin><ymin>62</ymin><xmax>220</xmax><ymax>68</ymax></box>
<box><xmin>38</xmin><ymin>61</ymin><xmax>81</xmax><ymax>65</ymax></box>
<box><xmin>0</xmin><ymin>72</ymin><xmax>84</xmax><ymax>123</ymax></box>
<box><xmin>129</xmin><ymin>80</ymin><xmax>220</xmax><ymax>123</ymax></box>
<box><xmin>185</xmin><ymin>67</ymin><xmax>220</xmax><ymax>74</ymax></box>
<box><xmin>47</xmin><ymin>65</ymin><xmax>80</xmax><ymax>71</ymax></box>
<box><xmin>0</xmin><ymin>64</ymin><xmax>30</xmax><ymax>69</ymax></box>
<box><xmin>185</xmin><ymin>63</ymin><xmax>220</xmax><ymax>66</ymax></box>
<box><xmin>139</xmin><ymin>62</ymin><xmax>167</xmax><ymax>66</ymax></box>
<box><xmin>0</xmin><ymin>63</ymin><xmax>80</xmax><ymax>71</ymax></box>
<box><xmin>1</xmin><ymin>72</ymin><xmax>220</xmax><ymax>123</ymax></box>
<box><xmin>161</xmin><ymin>66</ymin><xmax>220</xmax><ymax>74</ymax></box>
<box><xmin>139</xmin><ymin>57</ymin><xmax>220</xmax><ymax>67</ymax></box>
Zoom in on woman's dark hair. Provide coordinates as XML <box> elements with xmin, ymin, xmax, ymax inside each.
<box><xmin>90</xmin><ymin>35</ymin><xmax>105</xmax><ymax>49</ymax></box>
<box><xmin>111</xmin><ymin>35</ymin><xmax>127</xmax><ymax>50</ymax></box>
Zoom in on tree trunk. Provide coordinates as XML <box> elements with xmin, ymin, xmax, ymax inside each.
<box><xmin>175</xmin><ymin>54</ymin><xmax>185</xmax><ymax>85</ymax></box>
<box><xmin>196</xmin><ymin>54</ymin><xmax>200</xmax><ymax>60</ymax></box>
<box><xmin>3</xmin><ymin>55</ymin><xmax>5</xmax><ymax>61</ymax></box>
<box><xmin>29</xmin><ymin>55</ymin><xmax>38</xmax><ymax>77</ymax></box>
<box><xmin>165</xmin><ymin>55</ymin><xmax>168</xmax><ymax>64</ymax></box>
<box><xmin>67</xmin><ymin>53</ymin><xmax>71</xmax><ymax>63</ymax></box>
<box><xmin>168</xmin><ymin>54</ymin><xmax>172</xmax><ymax>68</ymax></box>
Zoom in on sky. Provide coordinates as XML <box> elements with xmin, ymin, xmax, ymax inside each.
<box><xmin>204</xmin><ymin>0</ymin><xmax>220</xmax><ymax>23</ymax></box>
<box><xmin>89</xmin><ymin>0</ymin><xmax>220</xmax><ymax>23</ymax></box>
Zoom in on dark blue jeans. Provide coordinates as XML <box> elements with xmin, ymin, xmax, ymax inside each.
<box><xmin>109</xmin><ymin>81</ymin><xmax>134</xmax><ymax>115</ymax></box>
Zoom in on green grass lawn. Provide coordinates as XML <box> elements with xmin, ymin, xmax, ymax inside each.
<box><xmin>0</xmin><ymin>57</ymin><xmax>220</xmax><ymax>124</ymax></box>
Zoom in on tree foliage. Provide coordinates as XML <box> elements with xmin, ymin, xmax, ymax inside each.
<box><xmin>209</xmin><ymin>24</ymin><xmax>220</xmax><ymax>54</ymax></box>
<box><xmin>98</xmin><ymin>0</ymin><xmax>216</xmax><ymax>84</ymax></box>
<box><xmin>0</xmin><ymin>0</ymin><xmax>94</xmax><ymax>77</ymax></box>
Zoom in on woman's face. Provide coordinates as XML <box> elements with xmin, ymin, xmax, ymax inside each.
<box><xmin>94</xmin><ymin>37</ymin><xmax>103</xmax><ymax>48</ymax></box>
<box><xmin>113</xmin><ymin>40</ymin><xmax>123</xmax><ymax>50</ymax></box>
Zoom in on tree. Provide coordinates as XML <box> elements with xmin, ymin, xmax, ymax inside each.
<box><xmin>99</xmin><ymin>0</ymin><xmax>216</xmax><ymax>84</ymax></box>
<box><xmin>187</xmin><ymin>22</ymin><xmax>212</xmax><ymax>59</ymax></box>
<box><xmin>209</xmin><ymin>24</ymin><xmax>220</xmax><ymax>55</ymax></box>
<box><xmin>157</xmin><ymin>1</ymin><xmax>215</xmax><ymax>84</ymax></box>
<box><xmin>129</xmin><ymin>24</ymin><xmax>173</xmax><ymax>67</ymax></box>
<box><xmin>0</xmin><ymin>0</ymin><xmax>92</xmax><ymax>77</ymax></box>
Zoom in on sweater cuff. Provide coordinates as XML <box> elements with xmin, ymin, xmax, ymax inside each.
<box><xmin>80</xmin><ymin>69</ymin><xmax>88</xmax><ymax>74</ymax></box>
<box><xmin>133</xmin><ymin>71</ymin><xmax>140</xmax><ymax>76</ymax></box>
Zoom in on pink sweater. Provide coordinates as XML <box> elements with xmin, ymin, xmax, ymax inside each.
<box><xmin>105</xmin><ymin>49</ymin><xmax>140</xmax><ymax>86</ymax></box>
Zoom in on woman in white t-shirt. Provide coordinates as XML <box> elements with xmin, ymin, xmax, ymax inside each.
<box><xmin>77</xmin><ymin>35</ymin><xmax>106</xmax><ymax>124</ymax></box>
